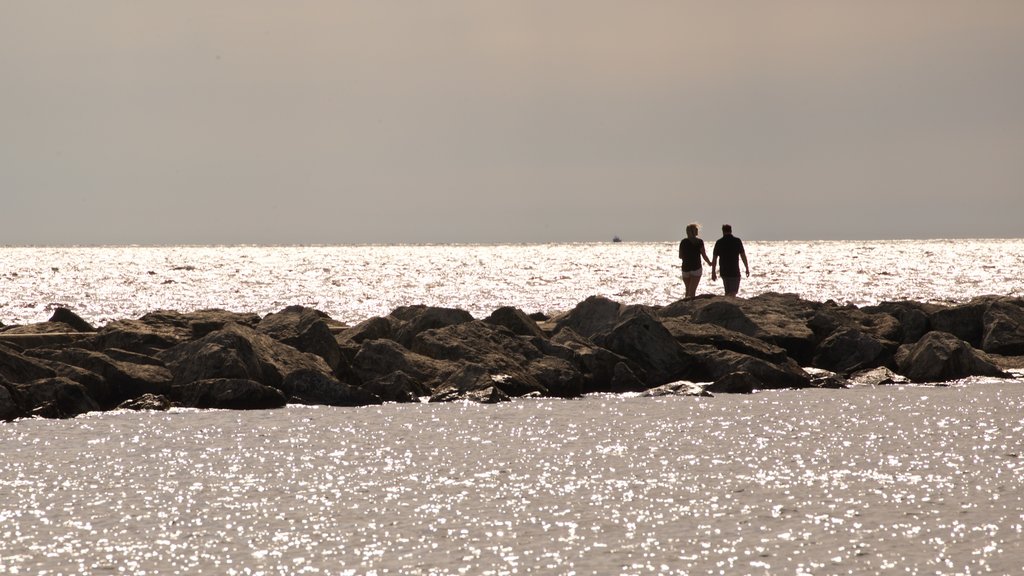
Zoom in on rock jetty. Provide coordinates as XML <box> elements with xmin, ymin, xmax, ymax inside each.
<box><xmin>1</xmin><ymin>293</ymin><xmax>1022</xmax><ymax>420</ymax></box>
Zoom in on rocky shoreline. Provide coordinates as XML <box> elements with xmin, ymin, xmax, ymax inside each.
<box><xmin>2</xmin><ymin>292</ymin><xmax>1023</xmax><ymax>420</ymax></box>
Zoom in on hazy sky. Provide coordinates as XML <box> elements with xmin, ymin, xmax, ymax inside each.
<box><xmin>3</xmin><ymin>1</ymin><xmax>1023</xmax><ymax>244</ymax></box>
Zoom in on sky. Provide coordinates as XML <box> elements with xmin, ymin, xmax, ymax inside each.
<box><xmin>3</xmin><ymin>1</ymin><xmax>1023</xmax><ymax>245</ymax></box>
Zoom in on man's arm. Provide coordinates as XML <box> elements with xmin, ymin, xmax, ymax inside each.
<box><xmin>711</xmin><ymin>254</ymin><xmax>718</xmax><ymax>280</ymax></box>
<box><xmin>741</xmin><ymin>251</ymin><xmax>749</xmax><ymax>277</ymax></box>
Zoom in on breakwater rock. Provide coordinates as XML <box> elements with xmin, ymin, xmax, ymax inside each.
<box><xmin>1</xmin><ymin>293</ymin><xmax>1022</xmax><ymax>419</ymax></box>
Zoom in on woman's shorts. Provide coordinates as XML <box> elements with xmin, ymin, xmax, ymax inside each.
<box><xmin>681</xmin><ymin>268</ymin><xmax>703</xmax><ymax>279</ymax></box>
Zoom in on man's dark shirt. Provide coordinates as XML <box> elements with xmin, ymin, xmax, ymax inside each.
<box><xmin>713</xmin><ymin>235</ymin><xmax>745</xmax><ymax>277</ymax></box>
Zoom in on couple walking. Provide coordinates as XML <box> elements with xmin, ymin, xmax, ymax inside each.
<box><xmin>678</xmin><ymin>223</ymin><xmax>749</xmax><ymax>299</ymax></box>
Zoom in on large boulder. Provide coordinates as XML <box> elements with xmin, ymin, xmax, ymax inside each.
<box><xmin>361</xmin><ymin>370</ymin><xmax>432</xmax><ymax>403</ymax></box>
<box><xmin>171</xmin><ymin>378</ymin><xmax>287</xmax><ymax>410</ymax></box>
<box><xmin>690</xmin><ymin>293</ymin><xmax>819</xmax><ymax>364</ymax></box>
<box><xmin>0</xmin><ymin>381</ymin><xmax>26</xmax><ymax>421</ymax></box>
<box><xmin>429</xmin><ymin>364</ymin><xmax>512</xmax><ymax>404</ymax></box>
<box><xmin>257</xmin><ymin>306</ymin><xmax>344</xmax><ymax>373</ymax></box>
<box><xmin>550</xmin><ymin>295</ymin><xmax>625</xmax><ymax>340</ymax></box>
<box><xmin>27</xmin><ymin>348</ymin><xmax>172</xmax><ymax>408</ymax></box>
<box><xmin>49</xmin><ymin>307</ymin><xmax>96</xmax><ymax>332</ymax></box>
<box><xmin>280</xmin><ymin>369</ymin><xmax>381</xmax><ymax>407</ymax></box>
<box><xmin>595</xmin><ymin>309</ymin><xmax>696</xmax><ymax>388</ymax></box>
<box><xmin>549</xmin><ymin>328</ymin><xmax>647</xmax><ymax>393</ymax></box>
<box><xmin>661</xmin><ymin>316</ymin><xmax>790</xmax><ymax>364</ymax></box>
<box><xmin>862</xmin><ymin>301</ymin><xmax>936</xmax><ymax>343</ymax></box>
<box><xmin>928</xmin><ymin>297</ymin><xmax>1001</xmax><ymax>348</ymax></box>
<box><xmin>895</xmin><ymin>331</ymin><xmax>1010</xmax><ymax>383</ymax></box>
<box><xmin>12</xmin><ymin>377</ymin><xmax>101</xmax><ymax>418</ymax></box>
<box><xmin>981</xmin><ymin>299</ymin><xmax>1024</xmax><ymax>355</ymax></box>
<box><xmin>683</xmin><ymin>345</ymin><xmax>812</xmax><ymax>390</ymax></box>
<box><xmin>391</xmin><ymin>306</ymin><xmax>474</xmax><ymax>348</ymax></box>
<box><xmin>411</xmin><ymin>321</ymin><xmax>571</xmax><ymax>397</ymax></box>
<box><xmin>484</xmin><ymin>306</ymin><xmax>548</xmax><ymax>340</ymax></box>
<box><xmin>156</xmin><ymin>324</ymin><xmax>336</xmax><ymax>392</ymax></box>
<box><xmin>706</xmin><ymin>371</ymin><xmax>762</xmax><ymax>394</ymax></box>
<box><xmin>89</xmin><ymin>309</ymin><xmax>261</xmax><ymax>355</ymax></box>
<box><xmin>0</xmin><ymin>343</ymin><xmax>57</xmax><ymax>383</ymax></box>
<box><xmin>807</xmin><ymin>303</ymin><xmax>902</xmax><ymax>344</ymax></box>
<box><xmin>351</xmin><ymin>338</ymin><xmax>459</xmax><ymax>388</ymax></box>
<box><xmin>811</xmin><ymin>326</ymin><xmax>890</xmax><ymax>374</ymax></box>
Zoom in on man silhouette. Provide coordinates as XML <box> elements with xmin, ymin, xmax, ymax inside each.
<box><xmin>710</xmin><ymin>224</ymin><xmax>749</xmax><ymax>296</ymax></box>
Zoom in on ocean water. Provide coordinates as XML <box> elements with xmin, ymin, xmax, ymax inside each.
<box><xmin>3</xmin><ymin>240</ymin><xmax>1024</xmax><ymax>575</ymax></box>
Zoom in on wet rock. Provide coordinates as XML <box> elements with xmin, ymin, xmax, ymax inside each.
<box><xmin>641</xmin><ymin>380</ymin><xmax>712</xmax><ymax>397</ymax></box>
<box><xmin>280</xmin><ymin>368</ymin><xmax>381</xmax><ymax>407</ymax></box>
<box><xmin>895</xmin><ymin>331</ymin><xmax>1010</xmax><ymax>383</ymax></box>
<box><xmin>849</xmin><ymin>366</ymin><xmax>909</xmax><ymax>386</ymax></box>
<box><xmin>171</xmin><ymin>378</ymin><xmax>287</xmax><ymax>410</ymax></box>
<box><xmin>117</xmin><ymin>393</ymin><xmax>173</xmax><ymax>411</ymax></box>
<box><xmin>981</xmin><ymin>299</ymin><xmax>1024</xmax><ymax>355</ymax></box>
<box><xmin>361</xmin><ymin>370</ymin><xmax>432</xmax><ymax>403</ymax></box>
<box><xmin>706</xmin><ymin>371</ymin><xmax>761</xmax><ymax>394</ymax></box>
<box><xmin>14</xmin><ymin>377</ymin><xmax>100</xmax><ymax>418</ymax></box>
<box><xmin>429</xmin><ymin>364</ymin><xmax>512</xmax><ymax>404</ymax></box>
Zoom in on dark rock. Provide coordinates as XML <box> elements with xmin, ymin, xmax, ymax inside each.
<box><xmin>812</xmin><ymin>326</ymin><xmax>889</xmax><ymax>374</ymax></box>
<box><xmin>929</xmin><ymin>297</ymin><xmax>1002</xmax><ymax>348</ymax></box>
<box><xmin>361</xmin><ymin>370</ymin><xmax>432</xmax><ymax>403</ymax></box>
<box><xmin>595</xmin><ymin>309</ymin><xmax>697</xmax><ymax>387</ymax></box>
<box><xmin>280</xmin><ymin>368</ymin><xmax>381</xmax><ymax>407</ymax></box>
<box><xmin>981</xmin><ymin>299</ymin><xmax>1024</xmax><ymax>355</ymax></box>
<box><xmin>258</xmin><ymin>306</ymin><xmax>344</xmax><ymax>373</ymax></box>
<box><xmin>351</xmin><ymin>338</ymin><xmax>458</xmax><ymax>388</ymax></box>
<box><xmin>117</xmin><ymin>393</ymin><xmax>172</xmax><ymax>411</ymax></box>
<box><xmin>808</xmin><ymin>303</ymin><xmax>903</xmax><ymax>344</ymax></box>
<box><xmin>49</xmin><ymin>308</ymin><xmax>96</xmax><ymax>332</ymax></box>
<box><xmin>683</xmin><ymin>344</ymin><xmax>812</xmax><ymax>390</ymax></box>
<box><xmin>337</xmin><ymin>316</ymin><xmax>396</xmax><ymax>345</ymax></box>
<box><xmin>171</xmin><ymin>378</ymin><xmax>287</xmax><ymax>410</ymax></box>
<box><xmin>690</xmin><ymin>293</ymin><xmax>820</xmax><ymax>364</ymax></box>
<box><xmin>89</xmin><ymin>309</ymin><xmax>262</xmax><ymax>355</ymax></box>
<box><xmin>391</xmin><ymin>306</ymin><xmax>474</xmax><ymax>348</ymax></box>
<box><xmin>862</xmin><ymin>301</ymin><xmax>936</xmax><ymax>343</ymax></box>
<box><xmin>429</xmin><ymin>364</ymin><xmax>511</xmax><ymax>403</ymax></box>
<box><xmin>0</xmin><ymin>381</ymin><xmax>25</xmax><ymax>421</ymax></box>
<box><xmin>156</xmin><ymin>324</ymin><xmax>335</xmax><ymax>391</ymax></box>
<box><xmin>484</xmin><ymin>306</ymin><xmax>548</xmax><ymax>340</ymax></box>
<box><xmin>661</xmin><ymin>316</ymin><xmax>789</xmax><ymax>364</ymax></box>
<box><xmin>27</xmin><ymin>348</ymin><xmax>172</xmax><ymax>408</ymax></box>
<box><xmin>102</xmin><ymin>348</ymin><xmax>166</xmax><ymax>366</ymax></box>
<box><xmin>523</xmin><ymin>355</ymin><xmax>583</xmax><ymax>398</ymax></box>
<box><xmin>0</xmin><ymin>343</ymin><xmax>57</xmax><ymax>383</ymax></box>
<box><xmin>706</xmin><ymin>371</ymin><xmax>761</xmax><ymax>394</ymax></box>
<box><xmin>550</xmin><ymin>327</ymin><xmax>647</xmax><ymax>393</ymax></box>
<box><xmin>30</xmin><ymin>356</ymin><xmax>112</xmax><ymax>404</ymax></box>
<box><xmin>550</xmin><ymin>295</ymin><xmax>625</xmax><ymax>340</ymax></box>
<box><xmin>895</xmin><ymin>331</ymin><xmax>1010</xmax><ymax>383</ymax></box>
<box><xmin>14</xmin><ymin>377</ymin><xmax>101</xmax><ymax>418</ymax></box>
<box><xmin>0</xmin><ymin>321</ymin><xmax>82</xmax><ymax>336</ymax></box>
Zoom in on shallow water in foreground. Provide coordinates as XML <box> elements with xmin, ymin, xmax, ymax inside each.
<box><xmin>3</xmin><ymin>383</ymin><xmax>1023</xmax><ymax>575</ymax></box>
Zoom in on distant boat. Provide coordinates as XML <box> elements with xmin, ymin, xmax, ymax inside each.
<box><xmin>612</xmin><ymin>235</ymin><xmax>622</xmax><ymax>243</ymax></box>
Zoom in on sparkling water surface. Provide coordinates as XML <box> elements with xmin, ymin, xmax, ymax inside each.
<box><xmin>2</xmin><ymin>240</ymin><xmax>1024</xmax><ymax>574</ymax></box>
<box><xmin>2</xmin><ymin>239</ymin><xmax>1022</xmax><ymax>326</ymax></box>
<box><xmin>2</xmin><ymin>386</ymin><xmax>1023</xmax><ymax>575</ymax></box>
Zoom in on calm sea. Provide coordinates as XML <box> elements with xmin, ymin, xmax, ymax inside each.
<box><xmin>2</xmin><ymin>240</ymin><xmax>1024</xmax><ymax>575</ymax></box>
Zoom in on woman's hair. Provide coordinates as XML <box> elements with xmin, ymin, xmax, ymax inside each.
<box><xmin>686</xmin><ymin>223</ymin><xmax>699</xmax><ymax>236</ymax></box>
